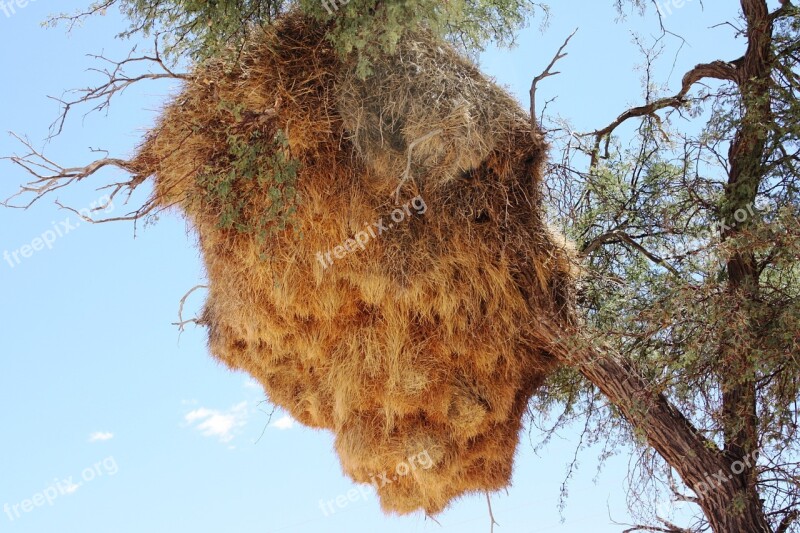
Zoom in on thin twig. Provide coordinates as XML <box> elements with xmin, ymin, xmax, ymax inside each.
<box><xmin>394</xmin><ymin>129</ymin><xmax>442</xmax><ymax>202</ymax></box>
<box><xmin>173</xmin><ymin>284</ymin><xmax>209</xmax><ymax>332</ymax></box>
<box><xmin>486</xmin><ymin>492</ymin><xmax>499</xmax><ymax>533</ymax></box>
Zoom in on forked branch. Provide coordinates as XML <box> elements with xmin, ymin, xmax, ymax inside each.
<box><xmin>49</xmin><ymin>36</ymin><xmax>188</xmax><ymax>138</ymax></box>
<box><xmin>530</xmin><ymin>28</ymin><xmax>578</xmax><ymax>131</ymax></box>
<box><xmin>586</xmin><ymin>60</ymin><xmax>738</xmax><ymax>167</ymax></box>
<box><xmin>2</xmin><ymin>133</ymin><xmax>152</xmax><ymax>223</ymax></box>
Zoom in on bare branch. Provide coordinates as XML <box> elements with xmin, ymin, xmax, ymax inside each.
<box><xmin>2</xmin><ymin>132</ymin><xmax>146</xmax><ymax>210</ymax></box>
<box><xmin>173</xmin><ymin>285</ymin><xmax>209</xmax><ymax>332</ymax></box>
<box><xmin>586</xmin><ymin>60</ymin><xmax>738</xmax><ymax>167</ymax></box>
<box><xmin>48</xmin><ymin>37</ymin><xmax>188</xmax><ymax>138</ymax></box>
<box><xmin>394</xmin><ymin>129</ymin><xmax>442</xmax><ymax>202</ymax></box>
<box><xmin>485</xmin><ymin>492</ymin><xmax>499</xmax><ymax>533</ymax></box>
<box><xmin>530</xmin><ymin>28</ymin><xmax>578</xmax><ymax>130</ymax></box>
<box><xmin>776</xmin><ymin>508</ymin><xmax>799</xmax><ymax>533</ymax></box>
<box><xmin>1</xmin><ymin>132</ymin><xmax>157</xmax><ymax>227</ymax></box>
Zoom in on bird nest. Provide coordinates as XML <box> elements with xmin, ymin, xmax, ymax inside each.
<box><xmin>133</xmin><ymin>12</ymin><xmax>575</xmax><ymax>515</ymax></box>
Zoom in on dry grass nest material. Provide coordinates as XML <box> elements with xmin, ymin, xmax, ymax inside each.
<box><xmin>133</xmin><ymin>12</ymin><xmax>576</xmax><ymax>515</ymax></box>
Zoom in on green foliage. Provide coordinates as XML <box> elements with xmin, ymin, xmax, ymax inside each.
<box><xmin>117</xmin><ymin>0</ymin><xmax>287</xmax><ymax>63</ymax></box>
<box><xmin>65</xmin><ymin>0</ymin><xmax>544</xmax><ymax>70</ymax></box>
<box><xmin>298</xmin><ymin>0</ymin><xmax>542</xmax><ymax>75</ymax></box>
<box><xmin>196</xmin><ymin>126</ymin><xmax>299</xmax><ymax>249</ymax></box>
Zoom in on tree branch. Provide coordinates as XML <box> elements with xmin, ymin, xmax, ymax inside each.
<box><xmin>580</xmin><ymin>229</ymin><xmax>683</xmax><ymax>277</ymax></box>
<box><xmin>46</xmin><ymin>0</ymin><xmax>120</xmax><ymax>33</ymax></box>
<box><xmin>586</xmin><ymin>61</ymin><xmax>738</xmax><ymax>167</ymax></box>
<box><xmin>49</xmin><ymin>37</ymin><xmax>187</xmax><ymax>138</ymax></box>
<box><xmin>530</xmin><ymin>28</ymin><xmax>578</xmax><ymax>132</ymax></box>
<box><xmin>173</xmin><ymin>285</ymin><xmax>210</xmax><ymax>332</ymax></box>
<box><xmin>2</xmin><ymin>133</ymin><xmax>154</xmax><ymax>223</ymax></box>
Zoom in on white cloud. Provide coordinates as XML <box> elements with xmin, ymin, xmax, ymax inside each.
<box><xmin>243</xmin><ymin>378</ymin><xmax>260</xmax><ymax>390</ymax></box>
<box><xmin>271</xmin><ymin>414</ymin><xmax>295</xmax><ymax>430</ymax></box>
<box><xmin>184</xmin><ymin>401</ymin><xmax>249</xmax><ymax>443</ymax></box>
<box><xmin>62</xmin><ymin>481</ymin><xmax>81</xmax><ymax>494</ymax></box>
<box><xmin>184</xmin><ymin>407</ymin><xmax>214</xmax><ymax>423</ymax></box>
<box><xmin>88</xmin><ymin>431</ymin><xmax>114</xmax><ymax>442</ymax></box>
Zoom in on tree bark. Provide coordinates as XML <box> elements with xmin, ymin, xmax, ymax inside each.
<box><xmin>716</xmin><ymin>1</ymin><xmax>774</xmax><ymax>530</ymax></box>
<box><xmin>545</xmin><ymin>330</ymin><xmax>771</xmax><ymax>532</ymax></box>
<box><xmin>585</xmin><ymin>355</ymin><xmax>769</xmax><ymax>532</ymax></box>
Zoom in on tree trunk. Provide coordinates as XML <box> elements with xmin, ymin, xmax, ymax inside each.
<box><xmin>548</xmin><ymin>334</ymin><xmax>771</xmax><ymax>532</ymax></box>
<box><xmin>585</xmin><ymin>355</ymin><xmax>770</xmax><ymax>532</ymax></box>
<box><xmin>716</xmin><ymin>0</ymin><xmax>774</xmax><ymax>530</ymax></box>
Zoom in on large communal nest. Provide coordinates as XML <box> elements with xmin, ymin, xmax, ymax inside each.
<box><xmin>134</xmin><ymin>12</ymin><xmax>576</xmax><ymax>515</ymax></box>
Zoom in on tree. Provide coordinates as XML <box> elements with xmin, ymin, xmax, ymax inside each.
<box><xmin>540</xmin><ymin>1</ymin><xmax>800</xmax><ymax>531</ymax></box>
<box><xmin>5</xmin><ymin>1</ymin><xmax>800</xmax><ymax>531</ymax></box>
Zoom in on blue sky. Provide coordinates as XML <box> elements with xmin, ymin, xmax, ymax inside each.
<box><xmin>0</xmin><ymin>1</ymin><xmax>759</xmax><ymax>532</ymax></box>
